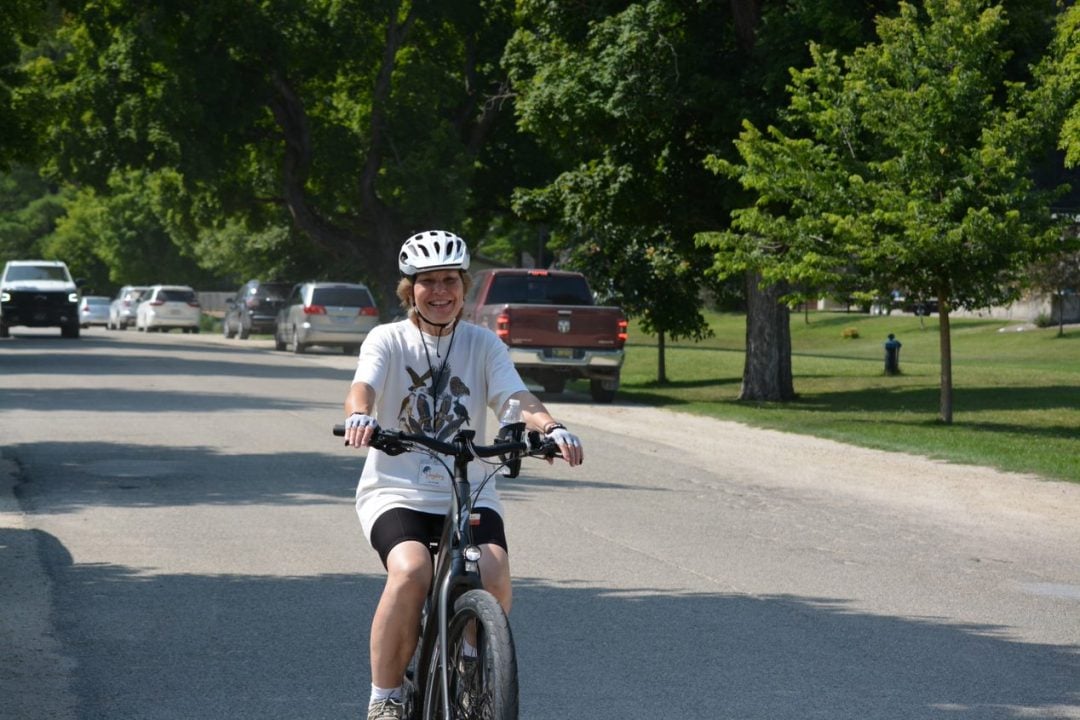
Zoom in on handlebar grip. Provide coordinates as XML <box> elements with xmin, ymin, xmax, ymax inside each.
<box><xmin>333</xmin><ymin>424</ymin><xmax>345</xmax><ymax>437</ymax></box>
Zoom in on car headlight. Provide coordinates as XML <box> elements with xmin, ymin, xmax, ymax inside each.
<box><xmin>68</xmin><ymin>292</ymin><xmax>80</xmax><ymax>303</ymax></box>
<box><xmin>0</xmin><ymin>291</ymin><xmax>9</xmax><ymax>303</ymax></box>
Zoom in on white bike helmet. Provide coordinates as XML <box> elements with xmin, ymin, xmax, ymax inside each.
<box><xmin>398</xmin><ymin>230</ymin><xmax>471</xmax><ymax>276</ymax></box>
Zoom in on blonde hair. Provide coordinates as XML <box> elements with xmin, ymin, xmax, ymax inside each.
<box><xmin>396</xmin><ymin>271</ymin><xmax>473</xmax><ymax>320</ymax></box>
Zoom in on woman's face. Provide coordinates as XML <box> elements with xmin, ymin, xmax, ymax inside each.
<box><xmin>412</xmin><ymin>270</ymin><xmax>464</xmax><ymax>328</ymax></box>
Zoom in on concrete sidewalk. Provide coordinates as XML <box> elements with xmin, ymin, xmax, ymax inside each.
<box><xmin>0</xmin><ymin>452</ymin><xmax>76</xmax><ymax>720</ymax></box>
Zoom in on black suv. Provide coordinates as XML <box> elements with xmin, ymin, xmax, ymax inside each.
<box><xmin>223</xmin><ymin>280</ymin><xmax>292</xmax><ymax>339</ymax></box>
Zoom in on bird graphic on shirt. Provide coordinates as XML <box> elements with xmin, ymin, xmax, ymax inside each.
<box><xmin>406</xmin><ymin>366</ymin><xmax>430</xmax><ymax>392</ymax></box>
<box><xmin>449</xmin><ymin>375</ymin><xmax>469</xmax><ymax>398</ymax></box>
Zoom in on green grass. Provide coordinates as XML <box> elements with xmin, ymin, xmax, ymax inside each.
<box><xmin>594</xmin><ymin>311</ymin><xmax>1080</xmax><ymax>483</ymax></box>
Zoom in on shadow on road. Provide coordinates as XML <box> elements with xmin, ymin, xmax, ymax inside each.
<box><xmin>10</xmin><ymin>523</ymin><xmax>1079</xmax><ymax>720</ymax></box>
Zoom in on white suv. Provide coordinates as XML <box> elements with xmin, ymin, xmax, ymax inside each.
<box><xmin>135</xmin><ymin>285</ymin><xmax>202</xmax><ymax>333</ymax></box>
<box><xmin>274</xmin><ymin>281</ymin><xmax>379</xmax><ymax>354</ymax></box>
<box><xmin>0</xmin><ymin>260</ymin><xmax>82</xmax><ymax>338</ymax></box>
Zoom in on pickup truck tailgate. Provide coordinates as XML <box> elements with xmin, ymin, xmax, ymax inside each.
<box><xmin>497</xmin><ymin>305</ymin><xmax>623</xmax><ymax>348</ymax></box>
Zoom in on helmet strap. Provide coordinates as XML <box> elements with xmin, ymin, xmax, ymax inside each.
<box><xmin>413</xmin><ymin>305</ymin><xmax>455</xmax><ymax>336</ymax></box>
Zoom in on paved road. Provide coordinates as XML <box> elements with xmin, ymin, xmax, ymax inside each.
<box><xmin>2</xmin><ymin>327</ymin><xmax>1079</xmax><ymax>719</ymax></box>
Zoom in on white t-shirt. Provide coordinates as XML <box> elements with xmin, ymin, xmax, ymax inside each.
<box><xmin>352</xmin><ymin>318</ymin><xmax>528</xmax><ymax>542</ymax></box>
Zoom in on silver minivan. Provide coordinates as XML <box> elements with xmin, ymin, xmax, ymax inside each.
<box><xmin>274</xmin><ymin>282</ymin><xmax>379</xmax><ymax>354</ymax></box>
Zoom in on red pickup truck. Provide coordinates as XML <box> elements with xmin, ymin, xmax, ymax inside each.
<box><xmin>463</xmin><ymin>268</ymin><xmax>628</xmax><ymax>403</ymax></box>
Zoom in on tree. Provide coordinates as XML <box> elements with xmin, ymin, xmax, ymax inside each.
<box><xmin>702</xmin><ymin>0</ymin><xmax>1063</xmax><ymax>423</ymax></box>
<box><xmin>1026</xmin><ymin>238</ymin><xmax>1080</xmax><ymax>337</ymax></box>
<box><xmin>0</xmin><ymin>0</ymin><xmax>45</xmax><ymax>168</ymax></box>
<box><xmin>505</xmin><ymin>1</ymin><xmax>920</xmax><ymax>390</ymax></box>
<box><xmin>28</xmin><ymin>1</ymin><xmax>522</xmax><ymax>308</ymax></box>
<box><xmin>1045</xmin><ymin>5</ymin><xmax>1080</xmax><ymax>169</ymax></box>
<box><xmin>44</xmin><ymin>170</ymin><xmax>233</xmax><ymax>291</ymax></box>
<box><xmin>505</xmin><ymin>2</ymin><xmax>735</xmax><ymax>382</ymax></box>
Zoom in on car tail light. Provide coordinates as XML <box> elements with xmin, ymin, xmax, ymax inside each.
<box><xmin>150</xmin><ymin>299</ymin><xmax>165</xmax><ymax>306</ymax></box>
<box><xmin>527</xmin><ymin>270</ymin><xmax>549</xmax><ymax>277</ymax></box>
<box><xmin>303</xmin><ymin>304</ymin><xmax>326</xmax><ymax>315</ymax></box>
<box><xmin>358</xmin><ymin>306</ymin><xmax>378</xmax><ymax>317</ymax></box>
<box><xmin>188</xmin><ymin>300</ymin><xmax>200</xmax><ymax>307</ymax></box>
<box><xmin>616</xmin><ymin>318</ymin><xmax>628</xmax><ymax>347</ymax></box>
<box><xmin>496</xmin><ymin>312</ymin><xmax>510</xmax><ymax>340</ymax></box>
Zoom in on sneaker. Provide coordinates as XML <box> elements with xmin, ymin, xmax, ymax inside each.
<box><xmin>367</xmin><ymin>697</ymin><xmax>405</xmax><ymax>720</ymax></box>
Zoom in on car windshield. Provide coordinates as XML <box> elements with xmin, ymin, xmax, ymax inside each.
<box><xmin>5</xmin><ymin>265</ymin><xmax>71</xmax><ymax>282</ymax></box>
<box><xmin>158</xmin><ymin>289</ymin><xmax>196</xmax><ymax>303</ymax></box>
<box><xmin>310</xmin><ymin>287</ymin><xmax>374</xmax><ymax>307</ymax></box>
<box><xmin>86</xmin><ymin>297</ymin><xmax>109</xmax><ymax>306</ymax></box>
<box><xmin>485</xmin><ymin>274</ymin><xmax>594</xmax><ymax>306</ymax></box>
<box><xmin>256</xmin><ymin>283</ymin><xmax>292</xmax><ymax>300</ymax></box>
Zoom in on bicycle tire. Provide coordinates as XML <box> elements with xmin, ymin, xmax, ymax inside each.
<box><xmin>421</xmin><ymin>589</ymin><xmax>518</xmax><ymax>720</ymax></box>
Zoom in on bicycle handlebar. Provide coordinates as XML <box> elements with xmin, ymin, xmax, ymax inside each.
<box><xmin>331</xmin><ymin>424</ymin><xmax>562</xmax><ymax>460</ymax></box>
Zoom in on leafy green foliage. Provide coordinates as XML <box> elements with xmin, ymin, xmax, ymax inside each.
<box><xmin>1039</xmin><ymin>6</ymin><xmax>1080</xmax><ymax>168</ymax></box>
<box><xmin>25</xmin><ymin>0</ymin><xmax>525</xmax><ymax>306</ymax></box>
<box><xmin>0</xmin><ymin>166</ymin><xmax>68</xmax><ymax>261</ymax></box>
<box><xmin>0</xmin><ymin>0</ymin><xmax>46</xmax><ymax>167</ymax></box>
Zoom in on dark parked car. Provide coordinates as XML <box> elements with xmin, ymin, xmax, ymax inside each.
<box><xmin>223</xmin><ymin>280</ymin><xmax>292</xmax><ymax>339</ymax></box>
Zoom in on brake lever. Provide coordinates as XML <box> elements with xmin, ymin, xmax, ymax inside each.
<box><xmin>527</xmin><ymin>430</ymin><xmax>562</xmax><ymax>459</ymax></box>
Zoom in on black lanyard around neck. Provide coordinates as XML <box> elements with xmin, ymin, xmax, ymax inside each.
<box><xmin>418</xmin><ymin>322</ymin><xmax>456</xmax><ymax>406</ymax></box>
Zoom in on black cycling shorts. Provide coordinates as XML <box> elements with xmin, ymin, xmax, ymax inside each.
<box><xmin>369</xmin><ymin>507</ymin><xmax>508</xmax><ymax>569</ymax></box>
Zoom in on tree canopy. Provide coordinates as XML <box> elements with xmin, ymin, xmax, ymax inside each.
<box><xmin>25</xmin><ymin>0</ymin><xmax>526</xmax><ymax>305</ymax></box>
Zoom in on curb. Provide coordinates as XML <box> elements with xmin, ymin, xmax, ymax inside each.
<box><xmin>0</xmin><ymin>454</ymin><xmax>77</xmax><ymax>720</ymax></box>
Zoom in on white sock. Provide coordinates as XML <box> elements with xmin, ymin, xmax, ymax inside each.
<box><xmin>370</xmin><ymin>683</ymin><xmax>402</xmax><ymax>705</ymax></box>
<box><xmin>462</xmin><ymin>639</ymin><xmax>478</xmax><ymax>658</ymax></box>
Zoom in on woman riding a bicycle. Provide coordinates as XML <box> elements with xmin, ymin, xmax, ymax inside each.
<box><xmin>343</xmin><ymin>230</ymin><xmax>584</xmax><ymax>720</ymax></box>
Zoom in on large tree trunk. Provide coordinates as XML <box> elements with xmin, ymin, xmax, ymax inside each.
<box><xmin>740</xmin><ymin>272</ymin><xmax>795</xmax><ymax>401</ymax></box>
<box><xmin>730</xmin><ymin>0</ymin><xmax>762</xmax><ymax>52</ymax></box>
<box><xmin>938</xmin><ymin>300</ymin><xmax>953</xmax><ymax>424</ymax></box>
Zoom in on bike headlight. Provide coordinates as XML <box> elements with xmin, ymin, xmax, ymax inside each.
<box><xmin>464</xmin><ymin>545</ymin><xmax>483</xmax><ymax>562</ymax></box>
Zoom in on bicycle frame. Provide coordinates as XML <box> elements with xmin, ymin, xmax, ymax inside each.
<box><xmin>422</xmin><ymin>430</ymin><xmax>486</xmax><ymax>719</ymax></box>
<box><xmin>334</xmin><ymin>421</ymin><xmax>556</xmax><ymax>719</ymax></box>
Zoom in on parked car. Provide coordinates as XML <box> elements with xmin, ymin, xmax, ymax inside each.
<box><xmin>223</xmin><ymin>279</ymin><xmax>292</xmax><ymax>339</ymax></box>
<box><xmin>135</xmin><ymin>285</ymin><xmax>202</xmax><ymax>333</ymax></box>
<box><xmin>79</xmin><ymin>295</ymin><xmax>111</xmax><ymax>328</ymax></box>
<box><xmin>108</xmin><ymin>285</ymin><xmax>148</xmax><ymax>330</ymax></box>
<box><xmin>274</xmin><ymin>281</ymin><xmax>378</xmax><ymax>354</ymax></box>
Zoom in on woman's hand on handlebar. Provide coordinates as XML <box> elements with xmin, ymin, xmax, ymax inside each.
<box><xmin>545</xmin><ymin>426</ymin><xmax>583</xmax><ymax>466</ymax></box>
<box><xmin>344</xmin><ymin>412</ymin><xmax>378</xmax><ymax>448</ymax></box>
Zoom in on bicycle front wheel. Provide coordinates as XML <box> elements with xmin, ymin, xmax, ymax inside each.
<box><xmin>422</xmin><ymin>589</ymin><xmax>518</xmax><ymax>720</ymax></box>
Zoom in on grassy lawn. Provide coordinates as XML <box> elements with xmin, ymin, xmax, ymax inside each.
<box><xmin>599</xmin><ymin>311</ymin><xmax>1080</xmax><ymax>483</ymax></box>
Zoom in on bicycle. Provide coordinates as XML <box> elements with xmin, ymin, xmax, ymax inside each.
<box><xmin>333</xmin><ymin>420</ymin><xmax>560</xmax><ymax>720</ymax></box>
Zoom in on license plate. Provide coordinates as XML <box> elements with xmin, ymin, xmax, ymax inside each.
<box><xmin>550</xmin><ymin>348</ymin><xmax>573</xmax><ymax>358</ymax></box>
